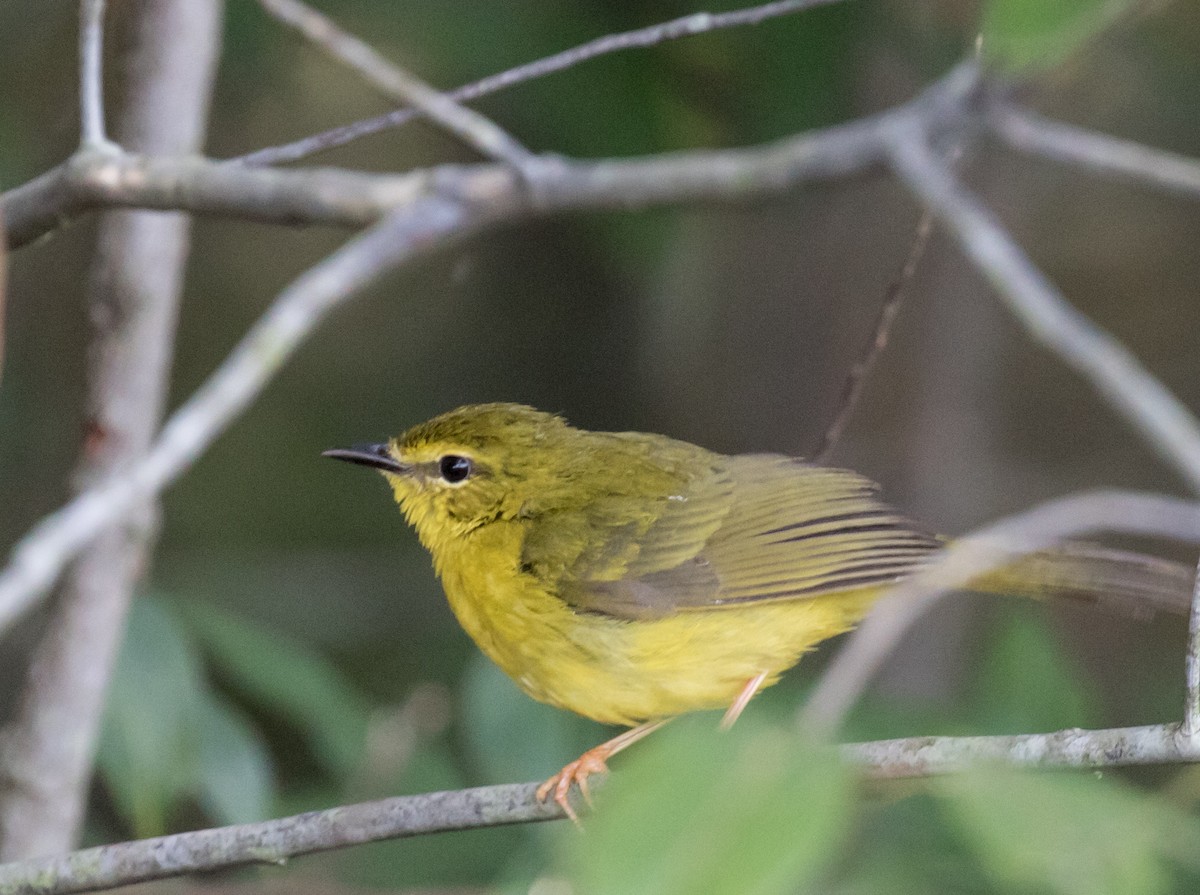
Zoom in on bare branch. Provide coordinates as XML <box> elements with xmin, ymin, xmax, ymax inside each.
<box><xmin>238</xmin><ymin>0</ymin><xmax>851</xmax><ymax>167</ymax></box>
<box><xmin>258</xmin><ymin>0</ymin><xmax>534</xmax><ymax>168</ymax></box>
<box><xmin>78</xmin><ymin>0</ymin><xmax>111</xmax><ymax>149</ymax></box>
<box><xmin>0</xmin><ymin>0</ymin><xmax>224</xmax><ymax>859</ymax></box>
<box><xmin>989</xmin><ymin>104</ymin><xmax>1200</xmax><ymax>201</ymax></box>
<box><xmin>800</xmin><ymin>490</ymin><xmax>1200</xmax><ymax>734</ymax></box>
<box><xmin>3</xmin><ymin>109</ymin><xmax>892</xmax><ymax>250</ymax></box>
<box><xmin>1</xmin><ymin>152</ymin><xmax>433</xmax><ymax>250</ymax></box>
<box><xmin>813</xmin><ymin>209</ymin><xmax>933</xmax><ymax>462</ymax></box>
<box><xmin>0</xmin><ymin>198</ymin><xmax>493</xmax><ymax>634</ymax></box>
<box><xmin>1186</xmin><ymin>558</ymin><xmax>1200</xmax><ymax>738</ymax></box>
<box><xmin>0</xmin><ymin>718</ymin><xmax>1198</xmax><ymax>893</ymax></box>
<box><xmin>845</xmin><ymin>722</ymin><xmax>1200</xmax><ymax>779</ymax></box>
<box><xmin>0</xmin><ymin>782</ymin><xmax>561</xmax><ymax>895</ymax></box>
<box><xmin>885</xmin><ymin>124</ymin><xmax>1200</xmax><ymax>493</ymax></box>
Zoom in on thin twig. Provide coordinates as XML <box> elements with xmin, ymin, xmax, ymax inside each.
<box><xmin>800</xmin><ymin>490</ymin><xmax>1200</xmax><ymax>734</ymax></box>
<box><xmin>258</xmin><ymin>0</ymin><xmax>534</xmax><ymax>169</ymax></box>
<box><xmin>813</xmin><ymin>209</ymin><xmax>933</xmax><ymax>462</ymax></box>
<box><xmin>0</xmin><ymin>198</ymin><xmax>495</xmax><ymax>634</ymax></box>
<box><xmin>236</xmin><ymin>0</ymin><xmax>849</xmax><ymax>167</ymax></box>
<box><xmin>0</xmin><ymin>0</ymin><xmax>224</xmax><ymax>860</ymax></box>
<box><xmin>1185</xmin><ymin>557</ymin><xmax>1200</xmax><ymax>738</ymax></box>
<box><xmin>1</xmin><ymin>719</ymin><xmax>1199</xmax><ymax>893</ymax></box>
<box><xmin>989</xmin><ymin>103</ymin><xmax>1200</xmax><ymax>201</ymax></box>
<box><xmin>885</xmin><ymin>123</ymin><xmax>1200</xmax><ymax>493</ymax></box>
<box><xmin>78</xmin><ymin>0</ymin><xmax>111</xmax><ymax>149</ymax></box>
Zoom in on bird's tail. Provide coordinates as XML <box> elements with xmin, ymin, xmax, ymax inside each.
<box><xmin>972</xmin><ymin>543</ymin><xmax>1195</xmax><ymax>618</ymax></box>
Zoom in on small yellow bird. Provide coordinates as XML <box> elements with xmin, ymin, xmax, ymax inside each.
<box><xmin>325</xmin><ymin>403</ymin><xmax>1189</xmax><ymax>818</ymax></box>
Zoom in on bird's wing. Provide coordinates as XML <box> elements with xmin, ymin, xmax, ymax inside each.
<box><xmin>558</xmin><ymin>454</ymin><xmax>941</xmax><ymax>620</ymax></box>
<box><xmin>521</xmin><ymin>440</ymin><xmax>737</xmax><ymax>619</ymax></box>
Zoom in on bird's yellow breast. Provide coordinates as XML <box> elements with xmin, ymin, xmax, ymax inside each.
<box><xmin>435</xmin><ymin>521</ymin><xmax>880</xmax><ymax>726</ymax></box>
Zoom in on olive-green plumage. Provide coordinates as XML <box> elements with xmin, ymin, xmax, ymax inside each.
<box><xmin>327</xmin><ymin>403</ymin><xmax>1191</xmax><ymax>728</ymax></box>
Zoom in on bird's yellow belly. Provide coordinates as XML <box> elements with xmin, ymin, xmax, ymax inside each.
<box><xmin>439</xmin><ymin>553</ymin><xmax>880</xmax><ymax>726</ymax></box>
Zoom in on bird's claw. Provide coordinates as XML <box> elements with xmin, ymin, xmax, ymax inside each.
<box><xmin>536</xmin><ymin>752</ymin><xmax>610</xmax><ymax>826</ymax></box>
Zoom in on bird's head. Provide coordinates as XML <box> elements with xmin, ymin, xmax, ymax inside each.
<box><xmin>324</xmin><ymin>403</ymin><xmax>576</xmax><ymax>550</ymax></box>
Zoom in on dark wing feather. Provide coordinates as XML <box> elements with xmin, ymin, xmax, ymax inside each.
<box><xmin>560</xmin><ymin>454</ymin><xmax>941</xmax><ymax>620</ymax></box>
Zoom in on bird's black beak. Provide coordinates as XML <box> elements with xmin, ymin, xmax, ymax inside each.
<box><xmin>322</xmin><ymin>443</ymin><xmax>409</xmax><ymax>474</ymax></box>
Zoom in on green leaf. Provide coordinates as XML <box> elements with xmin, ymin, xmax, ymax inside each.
<box><xmin>938</xmin><ymin>767</ymin><xmax>1200</xmax><ymax>895</ymax></box>
<box><xmin>181</xmin><ymin>600</ymin><xmax>370</xmax><ymax>778</ymax></box>
<box><xmin>561</xmin><ymin>718</ymin><xmax>853</xmax><ymax>895</ymax></box>
<box><xmin>971</xmin><ymin>612</ymin><xmax>1099</xmax><ymax>734</ymax></box>
<box><xmin>97</xmin><ymin>597</ymin><xmax>207</xmax><ymax>837</ymax></box>
<box><xmin>192</xmin><ymin>695</ymin><xmax>275</xmax><ymax>825</ymax></box>
<box><xmin>981</xmin><ymin>0</ymin><xmax>1134</xmax><ymax>73</ymax></box>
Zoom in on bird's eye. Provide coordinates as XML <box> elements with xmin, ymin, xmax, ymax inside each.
<box><xmin>438</xmin><ymin>455</ymin><xmax>473</xmax><ymax>483</ymax></box>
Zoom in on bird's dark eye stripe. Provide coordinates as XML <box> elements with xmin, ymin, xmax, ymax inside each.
<box><xmin>438</xmin><ymin>455</ymin><xmax>473</xmax><ymax>483</ymax></box>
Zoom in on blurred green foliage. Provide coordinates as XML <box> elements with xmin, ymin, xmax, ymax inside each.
<box><xmin>97</xmin><ymin>597</ymin><xmax>274</xmax><ymax>837</ymax></box>
<box><xmin>981</xmin><ymin>0</ymin><xmax>1136</xmax><ymax>73</ymax></box>
<box><xmin>3</xmin><ymin>0</ymin><xmax>1200</xmax><ymax>892</ymax></box>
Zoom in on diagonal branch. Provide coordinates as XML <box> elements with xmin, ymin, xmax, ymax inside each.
<box><xmin>258</xmin><ymin>0</ymin><xmax>534</xmax><ymax>168</ymax></box>
<box><xmin>989</xmin><ymin>103</ymin><xmax>1200</xmax><ymax>201</ymax></box>
<box><xmin>800</xmin><ymin>490</ymin><xmax>1200</xmax><ymax>733</ymax></box>
<box><xmin>0</xmin><ymin>196</ymin><xmax>498</xmax><ymax>635</ymax></box>
<box><xmin>238</xmin><ymin>0</ymin><xmax>851</xmax><ymax>167</ymax></box>
<box><xmin>885</xmin><ymin>123</ymin><xmax>1200</xmax><ymax>493</ymax></box>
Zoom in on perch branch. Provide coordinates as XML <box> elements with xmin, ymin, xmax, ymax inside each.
<box><xmin>846</xmin><ymin>722</ymin><xmax>1200</xmax><ymax>778</ymax></box>
<box><xmin>1</xmin><ymin>719</ymin><xmax>1199</xmax><ymax>894</ymax></box>
<box><xmin>238</xmin><ymin>0</ymin><xmax>850</xmax><ymax>167</ymax></box>
<box><xmin>258</xmin><ymin>0</ymin><xmax>534</xmax><ymax>168</ymax></box>
<box><xmin>0</xmin><ymin>782</ymin><xmax>560</xmax><ymax>895</ymax></box>
<box><xmin>885</xmin><ymin>123</ymin><xmax>1200</xmax><ymax>492</ymax></box>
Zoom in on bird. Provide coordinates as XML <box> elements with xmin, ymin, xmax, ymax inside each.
<box><xmin>324</xmin><ymin>402</ymin><xmax>1191</xmax><ymax>820</ymax></box>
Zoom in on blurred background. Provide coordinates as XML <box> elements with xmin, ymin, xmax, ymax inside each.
<box><xmin>2</xmin><ymin>0</ymin><xmax>1200</xmax><ymax>892</ymax></box>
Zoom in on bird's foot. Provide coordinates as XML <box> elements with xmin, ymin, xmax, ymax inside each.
<box><xmin>536</xmin><ymin>749</ymin><xmax>610</xmax><ymax>825</ymax></box>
